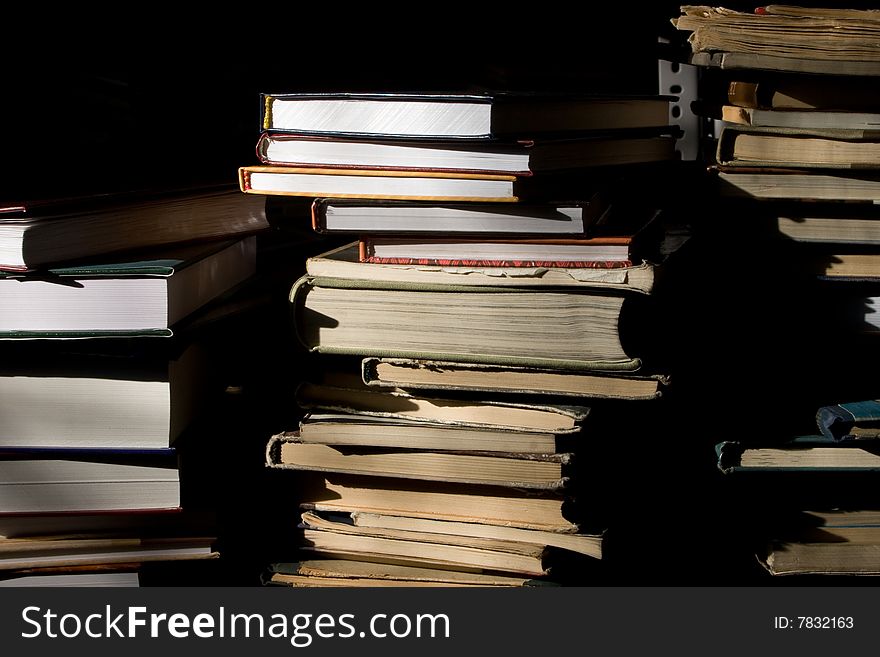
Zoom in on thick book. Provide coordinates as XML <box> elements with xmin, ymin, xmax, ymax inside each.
<box><xmin>361</xmin><ymin>358</ymin><xmax>668</xmax><ymax>400</ymax></box>
<box><xmin>266</xmin><ymin>560</ymin><xmax>546</xmax><ymax>587</ymax></box>
<box><xmin>305</xmin><ymin>197</ymin><xmax>606</xmax><ymax>236</ymax></box>
<box><xmin>776</xmin><ymin>212</ymin><xmax>880</xmax><ymax>245</ymax></box>
<box><xmin>305</xmin><ymin>243</ymin><xmax>657</xmax><ymax>294</ymax></box>
<box><xmin>267</xmin><ymin>433</ymin><xmax>572</xmax><ymax>490</ymax></box>
<box><xmin>291</xmin><ymin>276</ymin><xmax>643</xmax><ymax>371</ymax></box>
<box><xmin>0</xmin><ymin>237</ymin><xmax>256</xmax><ymax>338</ymax></box>
<box><xmin>256</xmin><ymin>132</ymin><xmax>675</xmax><ymax>174</ymax></box>
<box><xmin>296</xmin><ymin>414</ymin><xmax>563</xmax><ymax>453</ymax></box>
<box><xmin>299</xmin><ymin>511</ymin><xmax>554</xmax><ymax>576</ymax></box>
<box><xmin>261</xmin><ymin>92</ymin><xmax>671</xmax><ymax>139</ymax></box>
<box><xmin>674</xmin><ymin>6</ymin><xmax>880</xmax><ymax>75</ymax></box>
<box><xmin>0</xmin><ymin>455</ymin><xmax>180</xmax><ymax>514</ymax></box>
<box><xmin>0</xmin><ymin>188</ymin><xmax>268</xmax><ymax>272</ymax></box>
<box><xmin>716</xmin><ymin>125</ymin><xmax>880</xmax><ymax>169</ymax></box>
<box><xmin>301</xmin><ymin>475</ymin><xmax>580</xmax><ymax>533</ymax></box>
<box><xmin>0</xmin><ymin>342</ymin><xmax>210</xmax><ymax>450</ymax></box>
<box><xmin>716</xmin><ymin>435</ymin><xmax>880</xmax><ymax>473</ymax></box>
<box><xmin>294</xmin><ymin>382</ymin><xmax>590</xmax><ymax>433</ymax></box>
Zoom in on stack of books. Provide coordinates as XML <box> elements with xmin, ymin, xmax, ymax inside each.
<box><xmin>243</xmin><ymin>91</ymin><xmax>685</xmax><ymax>585</ymax></box>
<box><xmin>675</xmin><ymin>4</ymin><xmax>880</xmax><ymax>578</ymax></box>
<box><xmin>0</xmin><ymin>187</ymin><xmax>270</xmax><ymax>586</ymax></box>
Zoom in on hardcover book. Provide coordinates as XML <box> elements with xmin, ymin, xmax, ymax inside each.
<box><xmin>0</xmin><ymin>237</ymin><xmax>256</xmax><ymax>338</ymax></box>
<box><xmin>256</xmin><ymin>132</ymin><xmax>675</xmax><ymax>174</ymax></box>
<box><xmin>0</xmin><ymin>188</ymin><xmax>268</xmax><ymax>272</ymax></box>
<box><xmin>261</xmin><ymin>92</ymin><xmax>671</xmax><ymax>139</ymax></box>
<box><xmin>304</xmin><ymin>243</ymin><xmax>658</xmax><ymax>294</ymax></box>
<box><xmin>716</xmin><ymin>435</ymin><xmax>880</xmax><ymax>472</ymax></box>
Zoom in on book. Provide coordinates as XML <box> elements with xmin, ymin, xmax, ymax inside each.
<box><xmin>726</xmin><ymin>78</ymin><xmax>880</xmax><ymax>112</ymax></box>
<box><xmin>266</xmin><ymin>433</ymin><xmax>572</xmax><ymax>490</ymax></box>
<box><xmin>776</xmin><ymin>213</ymin><xmax>880</xmax><ymax>244</ymax></box>
<box><xmin>0</xmin><ymin>342</ymin><xmax>210</xmax><ymax>450</ymax></box>
<box><xmin>717</xmin><ymin>170</ymin><xmax>880</xmax><ymax>202</ymax></box>
<box><xmin>361</xmin><ymin>358</ymin><xmax>668</xmax><ymax>400</ymax></box>
<box><xmin>817</xmin><ymin>400</ymin><xmax>880</xmax><ymax>441</ymax></box>
<box><xmin>296</xmin><ymin>414</ymin><xmax>562</xmax><ymax>453</ymax></box>
<box><xmin>0</xmin><ymin>237</ymin><xmax>256</xmax><ymax>338</ymax></box>
<box><xmin>266</xmin><ymin>560</ymin><xmax>545</xmax><ymax>587</ymax></box>
<box><xmin>299</xmin><ymin>512</ymin><xmax>553</xmax><ymax>576</ymax></box>
<box><xmin>294</xmin><ymin>382</ymin><xmax>590</xmax><ymax>433</ymax></box>
<box><xmin>720</xmin><ymin>105</ymin><xmax>880</xmax><ymax>132</ymax></box>
<box><xmin>344</xmin><ymin>511</ymin><xmax>602</xmax><ymax>558</ymax></box>
<box><xmin>674</xmin><ymin>6</ymin><xmax>880</xmax><ymax>75</ymax></box>
<box><xmin>261</xmin><ymin>92</ymin><xmax>671</xmax><ymax>139</ymax></box>
<box><xmin>716</xmin><ymin>435</ymin><xmax>880</xmax><ymax>472</ymax></box>
<box><xmin>358</xmin><ymin>236</ymin><xmax>636</xmax><ymax>268</ymax></box>
<box><xmin>256</xmin><ymin>132</ymin><xmax>675</xmax><ymax>174</ymax></box>
<box><xmin>815</xmin><ymin>253</ymin><xmax>880</xmax><ymax>280</ymax></box>
<box><xmin>0</xmin><ymin>572</ymin><xmax>140</xmax><ymax>587</ymax></box>
<box><xmin>305</xmin><ymin>243</ymin><xmax>658</xmax><ymax>295</ymax></box>
<box><xmin>304</xmin><ymin>197</ymin><xmax>605</xmax><ymax>236</ymax></box>
<box><xmin>0</xmin><ymin>455</ymin><xmax>180</xmax><ymax>513</ymax></box>
<box><xmin>760</xmin><ymin>527</ymin><xmax>880</xmax><ymax>576</ymax></box>
<box><xmin>291</xmin><ymin>276</ymin><xmax>643</xmax><ymax>371</ymax></box>
<box><xmin>301</xmin><ymin>475</ymin><xmax>580</xmax><ymax>533</ymax></box>
<box><xmin>0</xmin><ymin>536</ymin><xmax>217</xmax><ymax>572</ymax></box>
<box><xmin>0</xmin><ymin>188</ymin><xmax>268</xmax><ymax>272</ymax></box>
<box><xmin>716</xmin><ymin>125</ymin><xmax>880</xmax><ymax>169</ymax></box>
<box><xmin>239</xmin><ymin>166</ymin><xmax>609</xmax><ymax>203</ymax></box>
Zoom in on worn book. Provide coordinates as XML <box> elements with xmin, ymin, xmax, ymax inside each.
<box><xmin>261</xmin><ymin>92</ymin><xmax>671</xmax><ymax>139</ymax></box>
<box><xmin>0</xmin><ymin>237</ymin><xmax>256</xmax><ymax>338</ymax></box>
<box><xmin>776</xmin><ymin>211</ymin><xmax>880</xmax><ymax>244</ymax></box>
<box><xmin>266</xmin><ymin>560</ymin><xmax>547</xmax><ymax>587</ymax></box>
<box><xmin>267</xmin><ymin>433</ymin><xmax>572</xmax><ymax>490</ymax></box>
<box><xmin>293</xmin><ymin>383</ymin><xmax>589</xmax><ymax>433</ymax></box>
<box><xmin>291</xmin><ymin>276</ymin><xmax>644</xmax><ymax>371</ymax></box>
<box><xmin>300</xmin><ymin>475</ymin><xmax>580</xmax><ymax>533</ymax></box>
<box><xmin>0</xmin><ymin>342</ymin><xmax>210</xmax><ymax>450</ymax></box>
<box><xmin>717</xmin><ymin>170</ymin><xmax>880</xmax><ymax>203</ymax></box>
<box><xmin>674</xmin><ymin>6</ymin><xmax>880</xmax><ymax>76</ymax></box>
<box><xmin>817</xmin><ymin>400</ymin><xmax>880</xmax><ymax>441</ymax></box>
<box><xmin>296</xmin><ymin>414</ymin><xmax>563</xmax><ymax>453</ymax></box>
<box><xmin>759</xmin><ymin>518</ymin><xmax>880</xmax><ymax>575</ymax></box>
<box><xmin>341</xmin><ymin>511</ymin><xmax>602</xmax><ymax>558</ymax></box>
<box><xmin>716</xmin><ymin>125</ymin><xmax>880</xmax><ymax>169</ymax></box>
<box><xmin>256</xmin><ymin>132</ymin><xmax>675</xmax><ymax>174</ymax></box>
<box><xmin>298</xmin><ymin>511</ymin><xmax>554</xmax><ymax>576</ymax></box>
<box><xmin>716</xmin><ymin>435</ymin><xmax>880</xmax><ymax>472</ymax></box>
<box><xmin>720</xmin><ymin>105</ymin><xmax>880</xmax><ymax>132</ymax></box>
<box><xmin>304</xmin><ymin>243</ymin><xmax>658</xmax><ymax>294</ymax></box>
<box><xmin>814</xmin><ymin>253</ymin><xmax>880</xmax><ymax>280</ymax></box>
<box><xmin>361</xmin><ymin>358</ymin><xmax>668</xmax><ymax>400</ymax></box>
<box><xmin>0</xmin><ymin>188</ymin><xmax>268</xmax><ymax>272</ymax></box>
